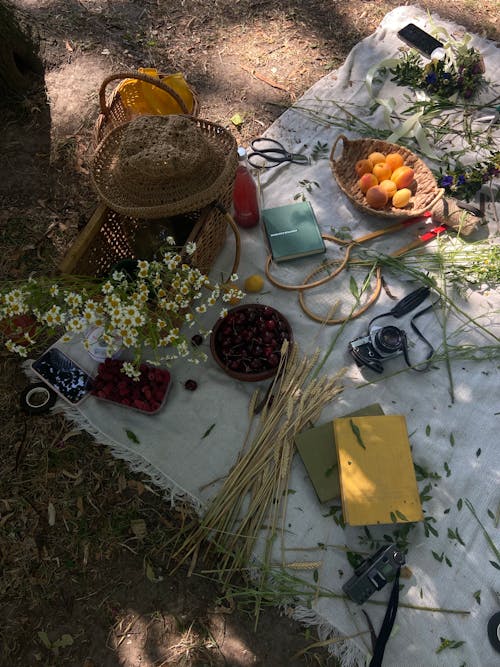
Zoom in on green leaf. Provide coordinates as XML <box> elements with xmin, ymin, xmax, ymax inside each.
<box><xmin>473</xmin><ymin>590</ymin><xmax>481</xmax><ymax>604</ymax></box>
<box><xmin>457</xmin><ymin>498</ymin><xmax>463</xmax><ymax>511</ymax></box>
<box><xmin>349</xmin><ymin>419</ymin><xmax>366</xmax><ymax>449</ymax></box>
<box><xmin>444</xmin><ymin>462</ymin><xmax>451</xmax><ymax>477</ymax></box>
<box><xmin>230</xmin><ymin>112</ymin><xmax>244</xmax><ymax>127</ymax></box>
<box><xmin>125</xmin><ymin>429</ymin><xmax>140</xmax><ymax>444</ymax></box>
<box><xmin>424</xmin><ymin>520</ymin><xmax>439</xmax><ymax>537</ymax></box>
<box><xmin>349</xmin><ymin>276</ymin><xmax>359</xmax><ymax>299</ymax></box>
<box><xmin>313</xmin><ymin>569</ymin><xmax>319</xmax><ymax>583</ymax></box>
<box><xmin>490</xmin><ymin>560</ymin><xmax>500</xmax><ymax>570</ymax></box>
<box><xmin>431</xmin><ymin>550</ymin><xmax>444</xmax><ymax>563</ymax></box>
<box><xmin>425</xmin><ymin>424</ymin><xmax>431</xmax><ymax>436</ymax></box>
<box><xmin>476</xmin><ymin>448</ymin><xmax>481</xmax><ymax>457</ymax></box>
<box><xmin>145</xmin><ymin>561</ymin><xmax>163</xmax><ymax>583</ymax></box>
<box><xmin>436</xmin><ymin>638</ymin><xmax>465</xmax><ymax>653</ymax></box>
<box><xmin>52</xmin><ymin>634</ymin><xmax>73</xmax><ymax>649</ymax></box>
<box><xmin>396</xmin><ymin>510</ymin><xmax>408</xmax><ymax>521</ymax></box>
<box><xmin>390</xmin><ymin>511</ymin><xmax>397</xmax><ymax>523</ymax></box>
<box><xmin>202</xmin><ymin>423</ymin><xmax>216</xmax><ymax>439</ymax></box>
<box><xmin>37</xmin><ymin>631</ymin><xmax>52</xmax><ymax>649</ymax></box>
<box><xmin>449</xmin><ymin>433</ymin><xmax>455</xmax><ymax>446</ymax></box>
<box><xmin>487</xmin><ymin>509</ymin><xmax>495</xmax><ymax>521</ymax></box>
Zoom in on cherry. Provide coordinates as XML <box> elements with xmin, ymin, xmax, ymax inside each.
<box><xmin>214</xmin><ymin>305</ymin><xmax>290</xmax><ymax>376</ymax></box>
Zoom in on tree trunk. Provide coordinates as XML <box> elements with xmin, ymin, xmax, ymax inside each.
<box><xmin>0</xmin><ymin>1</ymin><xmax>43</xmax><ymax>96</ymax></box>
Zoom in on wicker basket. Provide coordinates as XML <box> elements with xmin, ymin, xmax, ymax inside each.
<box><xmin>59</xmin><ymin>185</ymin><xmax>240</xmax><ymax>279</ymax></box>
<box><xmin>330</xmin><ymin>135</ymin><xmax>444</xmax><ymax>219</ymax></box>
<box><xmin>94</xmin><ymin>70</ymin><xmax>200</xmax><ymax>145</ymax></box>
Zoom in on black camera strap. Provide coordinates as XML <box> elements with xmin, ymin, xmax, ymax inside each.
<box><xmin>368</xmin><ymin>286</ymin><xmax>430</xmax><ymax>327</ymax></box>
<box><xmin>368</xmin><ymin>569</ymin><xmax>401</xmax><ymax>667</ymax></box>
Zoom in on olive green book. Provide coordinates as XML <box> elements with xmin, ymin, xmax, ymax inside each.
<box><xmin>262</xmin><ymin>201</ymin><xmax>326</xmax><ymax>262</ymax></box>
<box><xmin>294</xmin><ymin>404</ymin><xmax>384</xmax><ymax>504</ymax></box>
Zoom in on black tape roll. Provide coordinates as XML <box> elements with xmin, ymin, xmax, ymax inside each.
<box><xmin>488</xmin><ymin>611</ymin><xmax>500</xmax><ymax>653</ymax></box>
<box><xmin>20</xmin><ymin>382</ymin><xmax>58</xmax><ymax>415</ymax></box>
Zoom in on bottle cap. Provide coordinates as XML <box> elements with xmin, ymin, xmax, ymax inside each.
<box><xmin>237</xmin><ymin>146</ymin><xmax>247</xmax><ymax>160</ymax></box>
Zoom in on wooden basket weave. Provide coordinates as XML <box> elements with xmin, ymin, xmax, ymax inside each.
<box><xmin>94</xmin><ymin>70</ymin><xmax>200</xmax><ymax>145</ymax></box>
<box><xmin>330</xmin><ymin>135</ymin><xmax>444</xmax><ymax>219</ymax></box>
<box><xmin>59</xmin><ymin>183</ymin><xmax>240</xmax><ymax>279</ymax></box>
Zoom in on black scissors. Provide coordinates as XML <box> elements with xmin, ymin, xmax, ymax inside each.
<box><xmin>247</xmin><ymin>137</ymin><xmax>310</xmax><ymax>169</ymax></box>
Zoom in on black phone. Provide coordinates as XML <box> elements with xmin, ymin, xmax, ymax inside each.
<box><xmin>397</xmin><ymin>23</ymin><xmax>444</xmax><ymax>59</ymax></box>
<box><xmin>32</xmin><ymin>347</ymin><xmax>93</xmax><ymax>405</ymax></box>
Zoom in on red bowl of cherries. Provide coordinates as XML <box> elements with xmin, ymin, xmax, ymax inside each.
<box><xmin>210</xmin><ymin>303</ymin><xmax>293</xmax><ymax>382</ymax></box>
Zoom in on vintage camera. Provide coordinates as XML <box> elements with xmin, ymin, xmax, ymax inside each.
<box><xmin>348</xmin><ymin>324</ymin><xmax>408</xmax><ymax>374</ymax></box>
<box><xmin>342</xmin><ymin>544</ymin><xmax>405</xmax><ymax>605</ymax></box>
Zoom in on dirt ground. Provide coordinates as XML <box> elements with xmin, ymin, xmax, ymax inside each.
<box><xmin>1</xmin><ymin>1</ymin><xmax>498</xmax><ymax>666</ymax></box>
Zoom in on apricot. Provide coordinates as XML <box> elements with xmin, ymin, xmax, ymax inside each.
<box><xmin>358</xmin><ymin>172</ymin><xmax>378</xmax><ymax>193</ymax></box>
<box><xmin>355</xmin><ymin>159</ymin><xmax>373</xmax><ymax>177</ymax></box>
<box><xmin>367</xmin><ymin>151</ymin><xmax>386</xmax><ymax>168</ymax></box>
<box><xmin>372</xmin><ymin>161</ymin><xmax>392</xmax><ymax>182</ymax></box>
<box><xmin>385</xmin><ymin>152</ymin><xmax>405</xmax><ymax>172</ymax></box>
<box><xmin>365</xmin><ymin>185</ymin><xmax>388</xmax><ymax>209</ymax></box>
<box><xmin>392</xmin><ymin>188</ymin><xmax>412</xmax><ymax>208</ymax></box>
<box><xmin>379</xmin><ymin>179</ymin><xmax>397</xmax><ymax>199</ymax></box>
<box><xmin>391</xmin><ymin>166</ymin><xmax>415</xmax><ymax>189</ymax></box>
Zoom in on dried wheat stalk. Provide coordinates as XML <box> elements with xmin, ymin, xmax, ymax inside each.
<box><xmin>172</xmin><ymin>342</ymin><xmax>344</xmax><ymax>584</ymax></box>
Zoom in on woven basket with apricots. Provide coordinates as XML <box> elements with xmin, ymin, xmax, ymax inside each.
<box><xmin>330</xmin><ymin>135</ymin><xmax>444</xmax><ymax>220</ymax></box>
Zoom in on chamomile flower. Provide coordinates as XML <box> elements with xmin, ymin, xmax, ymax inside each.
<box><xmin>112</xmin><ymin>270</ymin><xmax>126</xmax><ymax>282</ymax></box>
<box><xmin>122</xmin><ymin>361</ymin><xmax>141</xmax><ymax>380</ymax></box>
<box><xmin>1</xmin><ymin>248</ymin><xmax>243</xmax><ymax>372</ymax></box>
<box><xmin>101</xmin><ymin>281</ymin><xmax>114</xmax><ymax>295</ymax></box>
<box><xmin>66</xmin><ymin>317</ymin><xmax>85</xmax><ymax>333</ymax></box>
<box><xmin>44</xmin><ymin>305</ymin><xmax>65</xmax><ymax>326</ymax></box>
<box><xmin>137</xmin><ymin>260</ymin><xmax>150</xmax><ymax>278</ymax></box>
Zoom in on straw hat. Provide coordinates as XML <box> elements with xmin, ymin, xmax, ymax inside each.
<box><xmin>90</xmin><ymin>114</ymin><xmax>237</xmax><ymax>218</ymax></box>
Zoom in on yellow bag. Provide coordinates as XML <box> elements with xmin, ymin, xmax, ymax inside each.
<box><xmin>116</xmin><ymin>68</ymin><xmax>196</xmax><ymax>115</ymax></box>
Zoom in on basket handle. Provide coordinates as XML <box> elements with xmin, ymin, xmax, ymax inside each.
<box><xmin>427</xmin><ymin>188</ymin><xmax>445</xmax><ymax>212</ymax></box>
<box><xmin>98</xmin><ymin>71</ymin><xmax>191</xmax><ymax>118</ymax></box>
<box><xmin>214</xmin><ymin>203</ymin><xmax>241</xmax><ymax>276</ymax></box>
<box><xmin>330</xmin><ymin>134</ymin><xmax>349</xmax><ymax>164</ymax></box>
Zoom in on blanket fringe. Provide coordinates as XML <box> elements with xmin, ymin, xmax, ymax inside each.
<box><xmin>22</xmin><ymin>361</ymin><xmax>205</xmax><ymax>514</ymax></box>
<box><xmin>291</xmin><ymin>605</ymin><xmax>368</xmax><ymax>667</ymax></box>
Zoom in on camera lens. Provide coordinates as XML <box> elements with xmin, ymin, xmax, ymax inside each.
<box><xmin>374</xmin><ymin>326</ymin><xmax>404</xmax><ymax>353</ymax></box>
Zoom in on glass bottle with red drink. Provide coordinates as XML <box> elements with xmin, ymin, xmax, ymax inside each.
<box><xmin>232</xmin><ymin>146</ymin><xmax>260</xmax><ymax>228</ymax></box>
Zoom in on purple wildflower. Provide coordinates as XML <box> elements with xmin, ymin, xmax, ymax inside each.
<box><xmin>440</xmin><ymin>175</ymin><xmax>454</xmax><ymax>188</ymax></box>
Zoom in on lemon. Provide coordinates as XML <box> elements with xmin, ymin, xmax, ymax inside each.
<box><xmin>244</xmin><ymin>274</ymin><xmax>265</xmax><ymax>293</ymax></box>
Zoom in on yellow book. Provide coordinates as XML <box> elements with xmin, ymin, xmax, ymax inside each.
<box><xmin>334</xmin><ymin>415</ymin><xmax>423</xmax><ymax>526</ymax></box>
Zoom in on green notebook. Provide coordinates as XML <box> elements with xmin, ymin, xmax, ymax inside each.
<box><xmin>262</xmin><ymin>201</ymin><xmax>326</xmax><ymax>262</ymax></box>
<box><xmin>294</xmin><ymin>404</ymin><xmax>384</xmax><ymax>504</ymax></box>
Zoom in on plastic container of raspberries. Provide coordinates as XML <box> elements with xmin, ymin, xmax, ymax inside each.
<box><xmin>210</xmin><ymin>303</ymin><xmax>293</xmax><ymax>382</ymax></box>
<box><xmin>91</xmin><ymin>358</ymin><xmax>171</xmax><ymax>414</ymax></box>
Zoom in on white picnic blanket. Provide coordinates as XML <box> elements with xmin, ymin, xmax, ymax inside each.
<box><xmin>40</xmin><ymin>6</ymin><xmax>499</xmax><ymax>666</ymax></box>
